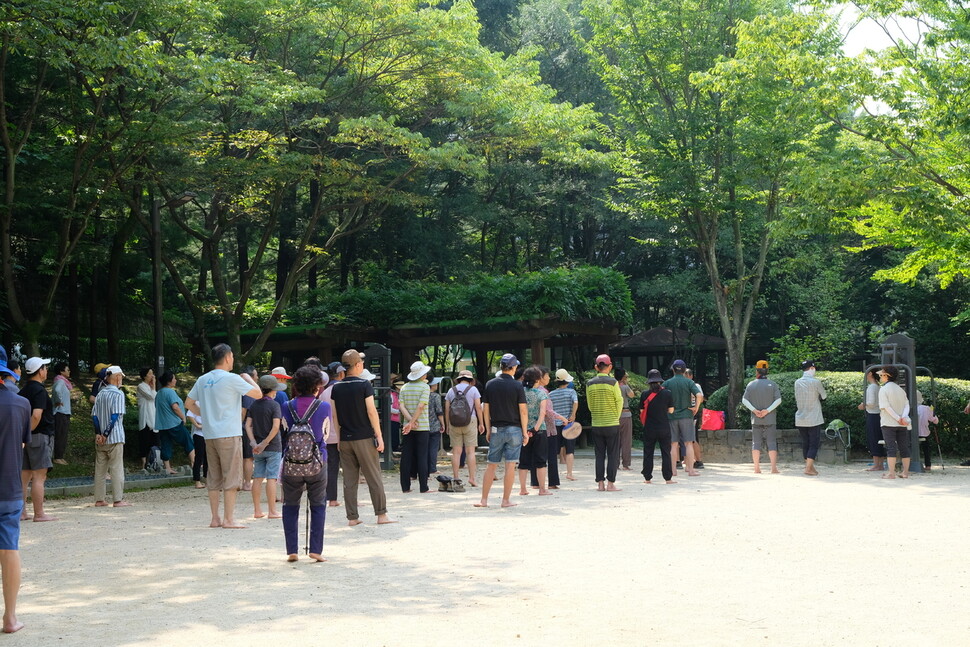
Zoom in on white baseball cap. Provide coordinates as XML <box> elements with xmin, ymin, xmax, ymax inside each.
<box><xmin>105</xmin><ymin>365</ymin><xmax>125</xmax><ymax>376</ymax></box>
<box><xmin>24</xmin><ymin>357</ymin><xmax>51</xmax><ymax>374</ymax></box>
<box><xmin>555</xmin><ymin>368</ymin><xmax>574</xmax><ymax>383</ymax></box>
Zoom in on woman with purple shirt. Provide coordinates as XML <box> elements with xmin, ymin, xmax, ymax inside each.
<box><xmin>280</xmin><ymin>366</ymin><xmax>331</xmax><ymax>563</ymax></box>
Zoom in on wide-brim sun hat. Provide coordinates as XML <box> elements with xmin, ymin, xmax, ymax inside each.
<box><xmin>407</xmin><ymin>361</ymin><xmax>431</xmax><ymax>381</ymax></box>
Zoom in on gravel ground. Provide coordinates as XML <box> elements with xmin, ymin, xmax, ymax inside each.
<box><xmin>11</xmin><ymin>458</ymin><xmax>970</xmax><ymax>646</ymax></box>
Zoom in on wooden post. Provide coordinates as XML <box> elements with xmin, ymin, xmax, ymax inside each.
<box><xmin>530</xmin><ymin>338</ymin><xmax>545</xmax><ymax>367</ymax></box>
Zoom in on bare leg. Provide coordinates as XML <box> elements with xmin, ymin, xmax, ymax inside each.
<box><xmin>684</xmin><ymin>444</ymin><xmax>699</xmax><ymax>476</ymax></box>
<box><xmin>163</xmin><ymin>460</ymin><xmax>178</xmax><ymax>475</ymax></box>
<box><xmin>242</xmin><ymin>458</ymin><xmax>254</xmax><ymax>491</ymax></box>
<box><xmin>0</xmin><ymin>550</ymin><xmax>23</xmax><ymax>633</ymax></box>
<box><xmin>769</xmin><ymin>450</ymin><xmax>779</xmax><ymax>473</ymax></box>
<box><xmin>565</xmin><ymin>453</ymin><xmax>575</xmax><ymax>480</ymax></box>
<box><xmin>451</xmin><ymin>448</ymin><xmax>462</xmax><ymax>479</ymax></box>
<box><xmin>501</xmin><ymin>461</ymin><xmax>517</xmax><ymax>507</ymax></box>
<box><xmin>208</xmin><ymin>489</ymin><xmax>222</xmax><ymax>527</ymax></box>
<box><xmin>222</xmin><ymin>488</ymin><xmax>245</xmax><ymax>528</ymax></box>
<box><xmin>537</xmin><ymin>467</ymin><xmax>552</xmax><ymax>495</ymax></box>
<box><xmin>18</xmin><ymin>474</ymin><xmax>29</xmax><ymax>521</ymax></box>
<box><xmin>476</xmin><ymin>463</ymin><xmax>499</xmax><ymax>506</ymax></box>
<box><xmin>900</xmin><ymin>457</ymin><xmax>911</xmax><ymax>478</ymax></box>
<box><xmin>670</xmin><ymin>443</ymin><xmax>680</xmax><ymax>476</ymax></box>
<box><xmin>805</xmin><ymin>457</ymin><xmax>818</xmax><ymax>476</ymax></box>
<box><xmin>466</xmin><ymin>449</ymin><xmax>478</xmax><ymax>486</ymax></box>
<box><xmin>266</xmin><ymin>480</ymin><xmax>280</xmax><ymax>517</ymax></box>
<box><xmin>29</xmin><ymin>470</ymin><xmax>55</xmax><ymax>521</ymax></box>
<box><xmin>252</xmin><ymin>478</ymin><xmax>265</xmax><ymax>518</ymax></box>
<box><xmin>752</xmin><ymin>449</ymin><xmax>761</xmax><ymax>473</ymax></box>
<box><xmin>517</xmin><ymin>469</ymin><xmax>529</xmax><ymax>495</ymax></box>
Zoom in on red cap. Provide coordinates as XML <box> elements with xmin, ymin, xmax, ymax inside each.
<box><xmin>595</xmin><ymin>354</ymin><xmax>612</xmax><ymax>366</ymax></box>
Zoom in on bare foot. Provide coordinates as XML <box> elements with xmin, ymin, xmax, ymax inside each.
<box><xmin>597</xmin><ymin>483</ymin><xmax>606</xmax><ymax>491</ymax></box>
<box><xmin>606</xmin><ymin>484</ymin><xmax>621</xmax><ymax>491</ymax></box>
<box><xmin>112</xmin><ymin>501</ymin><xmax>132</xmax><ymax>508</ymax></box>
<box><xmin>500</xmin><ymin>500</ymin><xmax>517</xmax><ymax>508</ymax></box>
<box><xmin>469</xmin><ymin>481</ymin><xmax>478</xmax><ymax>487</ymax></box>
<box><xmin>254</xmin><ymin>512</ymin><xmax>266</xmax><ymax>519</ymax></box>
<box><xmin>165</xmin><ymin>469</ymin><xmax>178</xmax><ymax>475</ymax></box>
<box><xmin>94</xmin><ymin>500</ymin><xmax>109</xmax><ymax>507</ymax></box>
<box><xmin>644</xmin><ymin>480</ymin><xmax>652</xmax><ymax>484</ymax></box>
<box><xmin>665</xmin><ymin>480</ymin><xmax>677</xmax><ymax>484</ymax></box>
<box><xmin>864</xmin><ymin>466</ymin><xmax>883</xmax><ymax>472</ymax></box>
<box><xmin>538</xmin><ymin>490</ymin><xmax>554</xmax><ymax>496</ymax></box>
<box><xmin>882</xmin><ymin>473</ymin><xmax>896</xmax><ymax>480</ymax></box>
<box><xmin>194</xmin><ymin>483</ymin><xmax>206</xmax><ymax>489</ymax></box>
<box><xmin>687</xmin><ymin>471</ymin><xmax>700</xmax><ymax>477</ymax></box>
<box><xmin>241</xmin><ymin>484</ymin><xmax>252</xmax><ymax>492</ymax></box>
<box><xmin>33</xmin><ymin>514</ymin><xmax>57</xmax><ymax>522</ymax></box>
<box><xmin>328</xmin><ymin>501</ymin><xmax>341</xmax><ymax>507</ymax></box>
<box><xmin>518</xmin><ymin>490</ymin><xmax>529</xmax><ymax>496</ymax></box>
<box><xmin>549</xmin><ymin>485</ymin><xmax>559</xmax><ymax>489</ymax></box>
<box><xmin>268</xmin><ymin>513</ymin><xmax>282</xmax><ymax>519</ymax></box>
<box><xmin>287</xmin><ymin>554</ymin><xmax>298</xmax><ymax>562</ymax></box>
<box><xmin>308</xmin><ymin>553</ymin><xmax>327</xmax><ymax>562</ymax></box>
<box><xmin>19</xmin><ymin>512</ymin><xmax>29</xmax><ymax>521</ymax></box>
<box><xmin>209</xmin><ymin>518</ymin><xmax>222</xmax><ymax>528</ymax></box>
<box><xmin>566</xmin><ymin>475</ymin><xmax>576</xmax><ymax>481</ymax></box>
<box><xmin>899</xmin><ymin>473</ymin><xmax>910</xmax><ymax>479</ymax></box>
<box><xmin>376</xmin><ymin>515</ymin><xmax>397</xmax><ymax>524</ymax></box>
<box><xmin>753</xmin><ymin>468</ymin><xmax>762</xmax><ymax>474</ymax></box>
<box><xmin>473</xmin><ymin>502</ymin><xmax>489</xmax><ymax>508</ymax></box>
<box><xmin>2</xmin><ymin>620</ymin><xmax>24</xmax><ymax>634</ymax></box>
<box><xmin>222</xmin><ymin>521</ymin><xmax>247</xmax><ymax>529</ymax></box>
<box><xmin>771</xmin><ymin>468</ymin><xmax>780</xmax><ymax>474</ymax></box>
<box><xmin>348</xmin><ymin>520</ymin><xmax>364</xmax><ymax>526</ymax></box>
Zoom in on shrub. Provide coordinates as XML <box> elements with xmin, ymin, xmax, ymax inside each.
<box><xmin>705</xmin><ymin>371</ymin><xmax>970</xmax><ymax>456</ymax></box>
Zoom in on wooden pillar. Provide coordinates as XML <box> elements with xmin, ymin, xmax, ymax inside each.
<box><xmin>474</xmin><ymin>348</ymin><xmax>489</xmax><ymax>384</ymax></box>
<box><xmin>530</xmin><ymin>338</ymin><xmax>545</xmax><ymax>367</ymax></box>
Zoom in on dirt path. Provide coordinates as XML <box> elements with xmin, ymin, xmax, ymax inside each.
<box><xmin>12</xmin><ymin>459</ymin><xmax>970</xmax><ymax>646</ymax></box>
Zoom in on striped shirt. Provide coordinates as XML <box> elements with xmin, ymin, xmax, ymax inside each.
<box><xmin>548</xmin><ymin>387</ymin><xmax>577</xmax><ymax>421</ymax></box>
<box><xmin>400</xmin><ymin>381</ymin><xmax>430</xmax><ymax>431</ymax></box>
<box><xmin>586</xmin><ymin>374</ymin><xmax>623</xmax><ymax>427</ymax></box>
<box><xmin>92</xmin><ymin>384</ymin><xmax>127</xmax><ymax>444</ymax></box>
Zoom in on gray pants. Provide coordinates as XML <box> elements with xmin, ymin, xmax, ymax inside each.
<box><xmin>339</xmin><ymin>438</ymin><xmax>388</xmax><ymax>521</ymax></box>
<box><xmin>882</xmin><ymin>426</ymin><xmax>911</xmax><ymax>459</ymax></box>
<box><xmin>751</xmin><ymin>425</ymin><xmax>778</xmax><ymax>451</ymax></box>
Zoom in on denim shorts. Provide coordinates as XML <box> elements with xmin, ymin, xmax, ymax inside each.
<box><xmin>0</xmin><ymin>499</ymin><xmax>23</xmax><ymax>550</ymax></box>
<box><xmin>487</xmin><ymin>426</ymin><xmax>523</xmax><ymax>464</ymax></box>
<box><xmin>253</xmin><ymin>450</ymin><xmax>282</xmax><ymax>479</ymax></box>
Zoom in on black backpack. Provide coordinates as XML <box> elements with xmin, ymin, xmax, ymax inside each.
<box><xmin>283</xmin><ymin>399</ymin><xmax>323</xmax><ymax>477</ymax></box>
<box><xmin>448</xmin><ymin>385</ymin><xmax>473</xmax><ymax>427</ymax></box>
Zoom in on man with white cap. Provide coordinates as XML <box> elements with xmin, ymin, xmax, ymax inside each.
<box><xmin>398</xmin><ymin>360</ymin><xmax>432</xmax><ymax>493</ymax></box>
<box><xmin>92</xmin><ymin>365</ymin><xmax>132</xmax><ymax>507</ymax></box>
<box><xmin>475</xmin><ymin>353</ymin><xmax>528</xmax><ymax>508</ymax></box>
<box><xmin>19</xmin><ymin>357</ymin><xmax>57</xmax><ymax>521</ymax></box>
<box><xmin>445</xmin><ymin>369</ymin><xmax>483</xmax><ymax>486</ymax></box>
<box><xmin>0</xmin><ymin>345</ymin><xmax>28</xmax><ymax>632</ymax></box>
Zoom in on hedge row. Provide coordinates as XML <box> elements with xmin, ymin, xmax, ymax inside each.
<box><xmin>705</xmin><ymin>372</ymin><xmax>970</xmax><ymax>456</ymax></box>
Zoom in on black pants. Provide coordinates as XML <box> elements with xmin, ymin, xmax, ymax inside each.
<box><xmin>192</xmin><ymin>434</ymin><xmax>208</xmax><ymax>482</ymax></box>
<box><xmin>921</xmin><ymin>437</ymin><xmax>932</xmax><ymax>468</ymax></box>
<box><xmin>798</xmin><ymin>425</ymin><xmax>821</xmax><ymax>460</ymax></box>
<box><xmin>592</xmin><ymin>425</ymin><xmax>620</xmax><ymax>483</ymax></box>
<box><xmin>400</xmin><ymin>431</ymin><xmax>430</xmax><ymax>493</ymax></box>
<box><xmin>326</xmin><ymin>443</ymin><xmax>340</xmax><ymax>502</ymax></box>
<box><xmin>53</xmin><ymin>412</ymin><xmax>70</xmax><ymax>460</ymax></box>
<box><xmin>532</xmin><ymin>433</ymin><xmax>561</xmax><ymax>487</ymax></box>
<box><xmin>642</xmin><ymin>426</ymin><xmax>673</xmax><ymax>482</ymax></box>
<box><xmin>865</xmin><ymin>412</ymin><xmax>886</xmax><ymax>457</ymax></box>
<box><xmin>427</xmin><ymin>431</ymin><xmax>441</xmax><ymax>474</ymax></box>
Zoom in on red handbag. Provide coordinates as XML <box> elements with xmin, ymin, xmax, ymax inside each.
<box><xmin>701</xmin><ymin>409</ymin><xmax>726</xmax><ymax>431</ymax></box>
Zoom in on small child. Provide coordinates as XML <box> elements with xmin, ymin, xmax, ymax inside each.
<box><xmin>245</xmin><ymin>375</ymin><xmax>283</xmax><ymax>519</ymax></box>
<box><xmin>187</xmin><ymin>410</ymin><xmax>207</xmax><ymax>488</ymax></box>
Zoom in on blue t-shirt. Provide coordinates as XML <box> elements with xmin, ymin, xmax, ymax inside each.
<box><xmin>187</xmin><ymin>369</ymin><xmax>254</xmax><ymax>440</ymax></box>
<box><xmin>0</xmin><ymin>385</ymin><xmax>31</xmax><ymax>501</ymax></box>
<box><xmin>155</xmin><ymin>387</ymin><xmax>185</xmax><ymax>431</ymax></box>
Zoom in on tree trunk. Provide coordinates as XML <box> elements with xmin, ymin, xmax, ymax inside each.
<box><xmin>106</xmin><ymin>206</ymin><xmax>139</xmax><ymax>361</ymax></box>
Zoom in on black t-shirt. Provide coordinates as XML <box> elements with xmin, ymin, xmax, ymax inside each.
<box><xmin>640</xmin><ymin>388</ymin><xmax>673</xmax><ymax>432</ymax></box>
<box><xmin>482</xmin><ymin>375</ymin><xmax>527</xmax><ymax>427</ymax></box>
<box><xmin>0</xmin><ymin>385</ymin><xmax>31</xmax><ymax>501</ymax></box>
<box><xmin>20</xmin><ymin>380</ymin><xmax>55</xmax><ymax>435</ymax></box>
<box><xmin>246</xmin><ymin>397</ymin><xmax>282</xmax><ymax>452</ymax></box>
<box><xmin>331</xmin><ymin>376</ymin><xmax>376</xmax><ymax>442</ymax></box>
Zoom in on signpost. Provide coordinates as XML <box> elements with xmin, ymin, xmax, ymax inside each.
<box><xmin>366</xmin><ymin>343</ymin><xmax>394</xmax><ymax>470</ymax></box>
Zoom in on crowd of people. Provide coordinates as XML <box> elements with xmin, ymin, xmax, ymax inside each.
<box><xmin>0</xmin><ymin>342</ymin><xmax>943</xmax><ymax>634</ymax></box>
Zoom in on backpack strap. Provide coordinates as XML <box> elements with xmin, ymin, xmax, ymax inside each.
<box><xmin>288</xmin><ymin>398</ymin><xmax>322</xmax><ymax>426</ymax></box>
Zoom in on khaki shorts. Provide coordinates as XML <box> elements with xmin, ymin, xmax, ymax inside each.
<box><xmin>205</xmin><ymin>436</ymin><xmax>243</xmax><ymax>491</ymax></box>
<box><xmin>448</xmin><ymin>418</ymin><xmax>479</xmax><ymax>448</ymax></box>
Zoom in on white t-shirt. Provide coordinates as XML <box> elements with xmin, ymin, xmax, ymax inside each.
<box><xmin>187</xmin><ymin>369</ymin><xmax>253</xmax><ymax>440</ymax></box>
<box><xmin>137</xmin><ymin>381</ymin><xmax>156</xmax><ymax>430</ymax></box>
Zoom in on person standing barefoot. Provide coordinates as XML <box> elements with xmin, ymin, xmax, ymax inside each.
<box><xmin>0</xmin><ymin>346</ymin><xmax>29</xmax><ymax>633</ymax></box>
<box><xmin>743</xmin><ymin>361</ymin><xmax>782</xmax><ymax>474</ymax></box>
<box><xmin>877</xmin><ymin>366</ymin><xmax>912</xmax><ymax>479</ymax></box>
<box><xmin>640</xmin><ymin>370</ymin><xmax>676</xmax><ymax>485</ymax></box>
<box><xmin>794</xmin><ymin>360</ymin><xmax>827</xmax><ymax>476</ymax></box>
<box><xmin>476</xmin><ymin>355</ymin><xmax>528</xmax><ymax>508</ymax></box>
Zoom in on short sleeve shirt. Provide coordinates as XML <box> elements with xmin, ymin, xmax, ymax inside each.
<box><xmin>445</xmin><ymin>385</ymin><xmax>481</xmax><ymax>409</ymax></box>
<box><xmin>525</xmin><ymin>386</ymin><xmax>549</xmax><ymax>431</ymax></box>
<box><xmin>247</xmin><ymin>397</ymin><xmax>283</xmax><ymax>451</ymax></box>
<box><xmin>548</xmin><ymin>387</ymin><xmax>578</xmax><ymax>420</ymax></box>
<box><xmin>482</xmin><ymin>375</ymin><xmax>527</xmax><ymax>427</ymax></box>
<box><xmin>662</xmin><ymin>374</ymin><xmax>700</xmax><ymax>420</ymax></box>
<box><xmin>640</xmin><ymin>388</ymin><xmax>673</xmax><ymax>433</ymax></box>
<box><xmin>400</xmin><ymin>381</ymin><xmax>431</xmax><ymax>431</ymax></box>
<box><xmin>19</xmin><ymin>380</ymin><xmax>55</xmax><ymax>435</ymax></box>
<box><xmin>187</xmin><ymin>369</ymin><xmax>254</xmax><ymax>440</ymax></box>
<box><xmin>154</xmin><ymin>387</ymin><xmax>185</xmax><ymax>431</ymax></box>
<box><xmin>0</xmin><ymin>385</ymin><xmax>31</xmax><ymax>501</ymax></box>
<box><xmin>331</xmin><ymin>376</ymin><xmax>376</xmax><ymax>441</ymax></box>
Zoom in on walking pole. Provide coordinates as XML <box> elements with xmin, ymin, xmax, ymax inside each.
<box><xmin>304</xmin><ymin>494</ymin><xmax>310</xmax><ymax>554</ymax></box>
